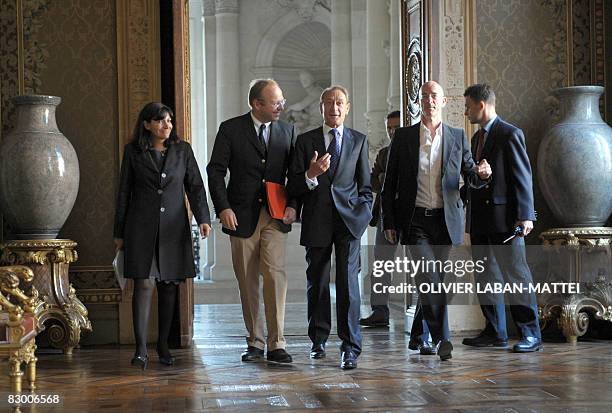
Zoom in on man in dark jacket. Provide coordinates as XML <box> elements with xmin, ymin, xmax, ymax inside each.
<box><xmin>462</xmin><ymin>83</ymin><xmax>542</xmax><ymax>353</ymax></box>
<box><xmin>360</xmin><ymin>111</ymin><xmax>400</xmax><ymax>327</ymax></box>
<box><xmin>207</xmin><ymin>79</ymin><xmax>297</xmax><ymax>363</ymax></box>
<box><xmin>382</xmin><ymin>81</ymin><xmax>491</xmax><ymax>361</ymax></box>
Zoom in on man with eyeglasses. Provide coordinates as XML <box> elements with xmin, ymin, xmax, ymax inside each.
<box><xmin>381</xmin><ymin>81</ymin><xmax>491</xmax><ymax>361</ymax></box>
<box><xmin>207</xmin><ymin>79</ymin><xmax>297</xmax><ymax>364</ymax></box>
<box><xmin>288</xmin><ymin>85</ymin><xmax>372</xmax><ymax>370</ymax></box>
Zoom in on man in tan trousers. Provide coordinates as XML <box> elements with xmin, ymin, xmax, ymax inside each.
<box><xmin>207</xmin><ymin>79</ymin><xmax>298</xmax><ymax>363</ymax></box>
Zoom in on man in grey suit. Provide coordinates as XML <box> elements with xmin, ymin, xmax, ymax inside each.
<box><xmin>288</xmin><ymin>85</ymin><xmax>372</xmax><ymax>370</ymax></box>
<box><xmin>382</xmin><ymin>81</ymin><xmax>491</xmax><ymax>361</ymax></box>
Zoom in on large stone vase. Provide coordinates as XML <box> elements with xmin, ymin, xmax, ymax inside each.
<box><xmin>0</xmin><ymin>95</ymin><xmax>79</xmax><ymax>239</ymax></box>
<box><xmin>537</xmin><ymin>86</ymin><xmax>612</xmax><ymax>227</ymax></box>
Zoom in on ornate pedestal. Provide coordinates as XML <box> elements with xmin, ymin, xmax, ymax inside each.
<box><xmin>539</xmin><ymin>227</ymin><xmax>612</xmax><ymax>343</ymax></box>
<box><xmin>0</xmin><ymin>240</ymin><xmax>92</xmax><ymax>354</ymax></box>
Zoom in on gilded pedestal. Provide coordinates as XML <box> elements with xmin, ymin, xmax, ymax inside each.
<box><xmin>539</xmin><ymin>227</ymin><xmax>612</xmax><ymax>343</ymax></box>
<box><xmin>0</xmin><ymin>240</ymin><xmax>92</xmax><ymax>354</ymax></box>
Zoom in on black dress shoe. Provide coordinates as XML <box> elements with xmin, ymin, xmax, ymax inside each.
<box><xmin>267</xmin><ymin>349</ymin><xmax>293</xmax><ymax>363</ymax></box>
<box><xmin>130</xmin><ymin>354</ymin><xmax>149</xmax><ymax>370</ymax></box>
<box><xmin>408</xmin><ymin>337</ymin><xmax>421</xmax><ymax>350</ymax></box>
<box><xmin>310</xmin><ymin>344</ymin><xmax>326</xmax><ymax>359</ymax></box>
<box><xmin>437</xmin><ymin>340</ymin><xmax>453</xmax><ymax>361</ymax></box>
<box><xmin>409</xmin><ymin>338</ymin><xmax>435</xmax><ymax>354</ymax></box>
<box><xmin>156</xmin><ymin>345</ymin><xmax>176</xmax><ymax>366</ymax></box>
<box><xmin>359</xmin><ymin>311</ymin><xmax>389</xmax><ymax>327</ymax></box>
<box><xmin>241</xmin><ymin>346</ymin><xmax>264</xmax><ymax>362</ymax></box>
<box><xmin>340</xmin><ymin>351</ymin><xmax>357</xmax><ymax>370</ymax></box>
<box><xmin>419</xmin><ymin>342</ymin><xmax>437</xmax><ymax>356</ymax></box>
<box><xmin>462</xmin><ymin>332</ymin><xmax>508</xmax><ymax>348</ymax></box>
<box><xmin>512</xmin><ymin>337</ymin><xmax>543</xmax><ymax>353</ymax></box>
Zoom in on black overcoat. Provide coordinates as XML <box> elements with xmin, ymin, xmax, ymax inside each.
<box><xmin>114</xmin><ymin>140</ymin><xmax>211</xmax><ymax>280</ymax></box>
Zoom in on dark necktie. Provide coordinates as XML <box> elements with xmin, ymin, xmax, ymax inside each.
<box><xmin>258</xmin><ymin>124</ymin><xmax>267</xmax><ymax>153</ymax></box>
<box><xmin>328</xmin><ymin>128</ymin><xmax>341</xmax><ymax>176</ymax></box>
<box><xmin>475</xmin><ymin>128</ymin><xmax>486</xmax><ymax>162</ymax></box>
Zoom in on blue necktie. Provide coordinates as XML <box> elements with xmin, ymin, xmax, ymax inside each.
<box><xmin>328</xmin><ymin>128</ymin><xmax>341</xmax><ymax>176</ymax></box>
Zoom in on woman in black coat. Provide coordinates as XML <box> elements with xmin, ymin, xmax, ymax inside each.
<box><xmin>114</xmin><ymin>102</ymin><xmax>211</xmax><ymax>369</ymax></box>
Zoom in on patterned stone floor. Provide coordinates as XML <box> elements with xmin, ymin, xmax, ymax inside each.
<box><xmin>1</xmin><ymin>303</ymin><xmax>612</xmax><ymax>412</ymax></box>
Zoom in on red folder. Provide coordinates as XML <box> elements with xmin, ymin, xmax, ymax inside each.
<box><xmin>265</xmin><ymin>182</ymin><xmax>287</xmax><ymax>219</ymax></box>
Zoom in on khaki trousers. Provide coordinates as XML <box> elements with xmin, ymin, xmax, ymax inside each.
<box><xmin>230</xmin><ymin>208</ymin><xmax>288</xmax><ymax>350</ymax></box>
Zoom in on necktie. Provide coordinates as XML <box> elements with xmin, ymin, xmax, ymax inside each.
<box><xmin>475</xmin><ymin>128</ymin><xmax>486</xmax><ymax>162</ymax></box>
<box><xmin>328</xmin><ymin>128</ymin><xmax>341</xmax><ymax>176</ymax></box>
<box><xmin>258</xmin><ymin>123</ymin><xmax>267</xmax><ymax>153</ymax></box>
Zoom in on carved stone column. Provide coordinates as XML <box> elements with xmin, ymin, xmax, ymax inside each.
<box><xmin>215</xmin><ymin>0</ymin><xmax>240</xmax><ymax>123</ymax></box>
<box><xmin>539</xmin><ymin>227</ymin><xmax>612</xmax><ymax>343</ymax></box>
<box><xmin>365</xmin><ymin>0</ymin><xmax>390</xmax><ymax>161</ymax></box>
<box><xmin>0</xmin><ymin>239</ymin><xmax>91</xmax><ymax>354</ymax></box>
<box><xmin>331</xmin><ymin>0</ymin><xmax>353</xmax><ymax>127</ymax></box>
<box><xmin>387</xmin><ymin>0</ymin><xmax>401</xmax><ymax>111</ymax></box>
<box><xmin>203</xmin><ymin>0</ymin><xmax>218</xmax><ymax>280</ymax></box>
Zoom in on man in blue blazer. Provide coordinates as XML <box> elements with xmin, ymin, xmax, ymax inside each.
<box><xmin>382</xmin><ymin>81</ymin><xmax>491</xmax><ymax>361</ymax></box>
<box><xmin>288</xmin><ymin>85</ymin><xmax>372</xmax><ymax>369</ymax></box>
<box><xmin>462</xmin><ymin>83</ymin><xmax>542</xmax><ymax>353</ymax></box>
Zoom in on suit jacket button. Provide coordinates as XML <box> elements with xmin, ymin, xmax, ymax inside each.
<box><xmin>157</xmin><ymin>189</ymin><xmax>163</xmax><ymax>194</ymax></box>
<box><xmin>262</xmin><ymin>179</ymin><xmax>265</xmax><ymax>183</ymax></box>
<box><xmin>160</xmin><ymin>207</ymin><xmax>165</xmax><ymax>212</ymax></box>
<box><xmin>258</xmin><ymin>198</ymin><xmax>262</xmax><ymax>203</ymax></box>
<box><xmin>161</xmin><ymin>173</ymin><xmax>167</xmax><ymax>178</ymax></box>
<box><xmin>485</xmin><ymin>200</ymin><xmax>490</xmax><ymax>205</ymax></box>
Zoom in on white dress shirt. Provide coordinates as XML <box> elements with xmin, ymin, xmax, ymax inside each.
<box><xmin>305</xmin><ymin>124</ymin><xmax>345</xmax><ymax>189</ymax></box>
<box><xmin>251</xmin><ymin>112</ymin><xmax>271</xmax><ymax>147</ymax></box>
<box><xmin>415</xmin><ymin>122</ymin><xmax>444</xmax><ymax>209</ymax></box>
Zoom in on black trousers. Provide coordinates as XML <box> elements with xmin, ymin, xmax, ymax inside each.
<box><xmin>306</xmin><ymin>208</ymin><xmax>362</xmax><ymax>355</ymax></box>
<box><xmin>405</xmin><ymin>210</ymin><xmax>451</xmax><ymax>344</ymax></box>
<box><xmin>471</xmin><ymin>232</ymin><xmax>541</xmax><ymax>340</ymax></box>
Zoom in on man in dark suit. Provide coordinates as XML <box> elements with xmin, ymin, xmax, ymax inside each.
<box><xmin>360</xmin><ymin>110</ymin><xmax>400</xmax><ymax>328</ymax></box>
<box><xmin>462</xmin><ymin>83</ymin><xmax>542</xmax><ymax>353</ymax></box>
<box><xmin>207</xmin><ymin>79</ymin><xmax>297</xmax><ymax>363</ymax></box>
<box><xmin>288</xmin><ymin>85</ymin><xmax>372</xmax><ymax>370</ymax></box>
<box><xmin>382</xmin><ymin>81</ymin><xmax>491</xmax><ymax>361</ymax></box>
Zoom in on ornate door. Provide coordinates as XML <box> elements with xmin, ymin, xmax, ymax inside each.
<box><xmin>401</xmin><ymin>0</ymin><xmax>429</xmax><ymax>126</ymax></box>
<box><xmin>400</xmin><ymin>0</ymin><xmax>430</xmax><ymax>314</ymax></box>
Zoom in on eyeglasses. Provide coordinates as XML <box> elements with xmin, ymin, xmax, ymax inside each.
<box><xmin>259</xmin><ymin>99</ymin><xmax>287</xmax><ymax>109</ymax></box>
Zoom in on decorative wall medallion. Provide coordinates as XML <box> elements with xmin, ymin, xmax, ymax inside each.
<box><xmin>406</xmin><ymin>38</ymin><xmax>422</xmax><ymax>119</ymax></box>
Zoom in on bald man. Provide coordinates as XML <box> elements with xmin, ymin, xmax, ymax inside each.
<box><xmin>381</xmin><ymin>81</ymin><xmax>491</xmax><ymax>361</ymax></box>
